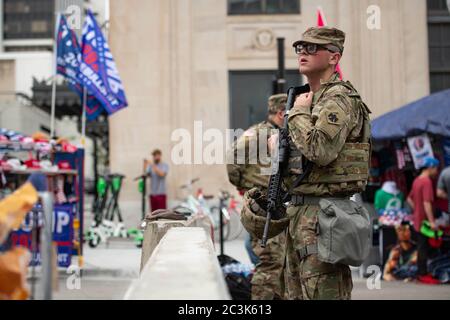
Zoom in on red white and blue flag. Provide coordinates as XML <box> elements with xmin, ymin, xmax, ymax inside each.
<box><xmin>56</xmin><ymin>15</ymin><xmax>81</xmax><ymax>90</ymax></box>
<box><xmin>79</xmin><ymin>10</ymin><xmax>128</xmax><ymax>117</ymax></box>
<box><xmin>56</xmin><ymin>14</ymin><xmax>105</xmax><ymax>120</ymax></box>
<box><xmin>56</xmin><ymin>11</ymin><xmax>128</xmax><ymax>121</ymax></box>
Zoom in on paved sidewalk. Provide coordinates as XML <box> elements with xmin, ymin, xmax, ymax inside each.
<box><xmin>53</xmin><ymin>277</ymin><xmax>132</xmax><ymax>300</ymax></box>
<box><xmin>73</xmin><ymin>240</ymin><xmax>141</xmax><ymax>278</ymax></box>
<box><xmin>223</xmin><ymin>236</ymin><xmax>450</xmax><ymax>300</ymax></box>
<box><xmin>31</xmin><ymin>239</ymin><xmax>141</xmax><ymax>300</ymax></box>
<box><xmin>47</xmin><ymin>234</ymin><xmax>450</xmax><ymax>300</ymax></box>
<box><xmin>353</xmin><ymin>279</ymin><xmax>450</xmax><ymax>300</ymax></box>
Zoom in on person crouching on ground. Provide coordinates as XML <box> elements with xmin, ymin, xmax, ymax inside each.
<box><xmin>383</xmin><ymin>223</ymin><xmax>418</xmax><ymax>282</ymax></box>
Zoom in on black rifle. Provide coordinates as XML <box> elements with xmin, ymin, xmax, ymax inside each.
<box><xmin>261</xmin><ymin>84</ymin><xmax>310</xmax><ymax>247</ymax></box>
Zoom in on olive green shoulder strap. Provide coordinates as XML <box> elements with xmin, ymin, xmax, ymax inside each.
<box><xmin>340</xmin><ymin>81</ymin><xmax>372</xmax><ymax>144</ymax></box>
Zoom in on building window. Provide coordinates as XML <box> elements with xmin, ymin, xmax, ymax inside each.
<box><xmin>229</xmin><ymin>70</ymin><xmax>302</xmax><ymax>130</ymax></box>
<box><xmin>427</xmin><ymin>0</ymin><xmax>450</xmax><ymax>93</ymax></box>
<box><xmin>228</xmin><ymin>0</ymin><xmax>300</xmax><ymax>15</ymax></box>
<box><xmin>3</xmin><ymin>0</ymin><xmax>55</xmax><ymax>40</ymax></box>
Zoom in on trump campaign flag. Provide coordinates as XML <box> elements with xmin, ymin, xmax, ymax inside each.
<box><xmin>79</xmin><ymin>10</ymin><xmax>128</xmax><ymax>116</ymax></box>
<box><xmin>56</xmin><ymin>14</ymin><xmax>105</xmax><ymax>121</ymax></box>
<box><xmin>56</xmin><ymin>15</ymin><xmax>80</xmax><ymax>90</ymax></box>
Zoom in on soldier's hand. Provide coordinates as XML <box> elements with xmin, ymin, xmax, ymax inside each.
<box><xmin>294</xmin><ymin>91</ymin><xmax>313</xmax><ymax>110</ymax></box>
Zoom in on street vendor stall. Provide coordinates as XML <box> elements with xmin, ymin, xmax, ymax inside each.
<box><xmin>0</xmin><ymin>129</ymin><xmax>84</xmax><ymax>268</ymax></box>
<box><xmin>368</xmin><ymin>89</ymin><xmax>450</xmax><ymax>277</ymax></box>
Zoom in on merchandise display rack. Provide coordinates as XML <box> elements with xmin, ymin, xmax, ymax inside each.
<box><xmin>0</xmin><ymin>136</ymin><xmax>84</xmax><ymax>268</ymax></box>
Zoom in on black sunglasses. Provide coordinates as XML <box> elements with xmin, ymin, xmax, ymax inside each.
<box><xmin>294</xmin><ymin>43</ymin><xmax>339</xmax><ymax>55</ymax></box>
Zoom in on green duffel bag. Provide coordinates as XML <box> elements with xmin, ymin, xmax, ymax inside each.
<box><xmin>317</xmin><ymin>198</ymin><xmax>371</xmax><ymax>267</ymax></box>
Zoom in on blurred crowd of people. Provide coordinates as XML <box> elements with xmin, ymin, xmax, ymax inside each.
<box><xmin>376</xmin><ymin>157</ymin><xmax>450</xmax><ymax>284</ymax></box>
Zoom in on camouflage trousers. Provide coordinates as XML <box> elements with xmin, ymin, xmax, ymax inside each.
<box><xmin>250</xmin><ymin>232</ymin><xmax>286</xmax><ymax>300</ymax></box>
<box><xmin>284</xmin><ymin>204</ymin><xmax>353</xmax><ymax>300</ymax></box>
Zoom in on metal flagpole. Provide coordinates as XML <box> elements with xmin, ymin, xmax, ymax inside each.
<box><xmin>50</xmin><ymin>13</ymin><xmax>61</xmax><ymax>138</ymax></box>
<box><xmin>81</xmin><ymin>86</ymin><xmax>87</xmax><ymax>147</ymax></box>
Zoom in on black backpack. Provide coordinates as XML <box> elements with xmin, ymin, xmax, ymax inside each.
<box><xmin>218</xmin><ymin>254</ymin><xmax>252</xmax><ymax>300</ymax></box>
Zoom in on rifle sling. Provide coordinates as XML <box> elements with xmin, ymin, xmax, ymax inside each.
<box><xmin>286</xmin><ymin>160</ymin><xmax>313</xmax><ymax>196</ymax></box>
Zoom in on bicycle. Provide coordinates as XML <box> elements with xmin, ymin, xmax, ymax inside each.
<box><xmin>172</xmin><ymin>178</ymin><xmax>221</xmax><ymax>239</ymax></box>
<box><xmin>172</xmin><ymin>178</ymin><xmax>211</xmax><ymax>215</ymax></box>
<box><xmin>172</xmin><ymin>179</ymin><xmax>244</xmax><ymax>243</ymax></box>
<box><xmin>210</xmin><ymin>190</ymin><xmax>244</xmax><ymax>242</ymax></box>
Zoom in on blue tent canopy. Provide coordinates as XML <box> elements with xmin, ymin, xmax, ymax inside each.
<box><xmin>371</xmin><ymin>89</ymin><xmax>450</xmax><ymax>141</ymax></box>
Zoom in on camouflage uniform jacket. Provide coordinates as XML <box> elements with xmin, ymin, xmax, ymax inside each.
<box><xmin>227</xmin><ymin>120</ymin><xmax>279</xmax><ymax>191</ymax></box>
<box><xmin>285</xmin><ymin>72</ymin><xmax>371</xmax><ymax>197</ymax></box>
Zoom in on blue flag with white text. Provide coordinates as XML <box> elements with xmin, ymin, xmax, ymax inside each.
<box><xmin>56</xmin><ymin>14</ymin><xmax>105</xmax><ymax>120</ymax></box>
<box><xmin>79</xmin><ymin>10</ymin><xmax>128</xmax><ymax>116</ymax></box>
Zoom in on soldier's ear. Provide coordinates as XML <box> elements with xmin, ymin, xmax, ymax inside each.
<box><xmin>329</xmin><ymin>52</ymin><xmax>341</xmax><ymax>66</ymax></box>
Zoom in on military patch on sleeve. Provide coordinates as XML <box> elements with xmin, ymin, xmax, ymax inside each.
<box><xmin>328</xmin><ymin>113</ymin><xmax>339</xmax><ymax>124</ymax></box>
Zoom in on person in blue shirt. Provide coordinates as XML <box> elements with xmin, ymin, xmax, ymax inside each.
<box><xmin>145</xmin><ymin>149</ymin><xmax>169</xmax><ymax>211</ymax></box>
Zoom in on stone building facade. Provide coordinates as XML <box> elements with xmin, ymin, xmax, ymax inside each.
<box><xmin>108</xmin><ymin>0</ymin><xmax>433</xmax><ymax>211</ymax></box>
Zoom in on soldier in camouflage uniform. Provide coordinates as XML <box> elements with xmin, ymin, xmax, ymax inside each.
<box><xmin>280</xmin><ymin>27</ymin><xmax>372</xmax><ymax>300</ymax></box>
<box><xmin>227</xmin><ymin>94</ymin><xmax>288</xmax><ymax>300</ymax></box>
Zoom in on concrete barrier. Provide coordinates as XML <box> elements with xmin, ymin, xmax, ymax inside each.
<box><xmin>125</xmin><ymin>227</ymin><xmax>230</xmax><ymax>300</ymax></box>
<box><xmin>140</xmin><ymin>215</ymin><xmax>214</xmax><ymax>271</ymax></box>
<box><xmin>140</xmin><ymin>220</ymin><xmax>186</xmax><ymax>271</ymax></box>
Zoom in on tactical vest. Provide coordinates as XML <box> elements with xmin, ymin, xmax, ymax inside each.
<box><xmin>287</xmin><ymin>81</ymin><xmax>372</xmax><ymax>195</ymax></box>
<box><xmin>228</xmin><ymin>121</ymin><xmax>278</xmax><ymax>191</ymax></box>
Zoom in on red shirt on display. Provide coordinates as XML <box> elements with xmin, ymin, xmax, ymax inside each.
<box><xmin>408</xmin><ymin>175</ymin><xmax>435</xmax><ymax>232</ymax></box>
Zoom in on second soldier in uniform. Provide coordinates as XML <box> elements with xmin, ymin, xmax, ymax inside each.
<box><xmin>227</xmin><ymin>94</ymin><xmax>288</xmax><ymax>300</ymax></box>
